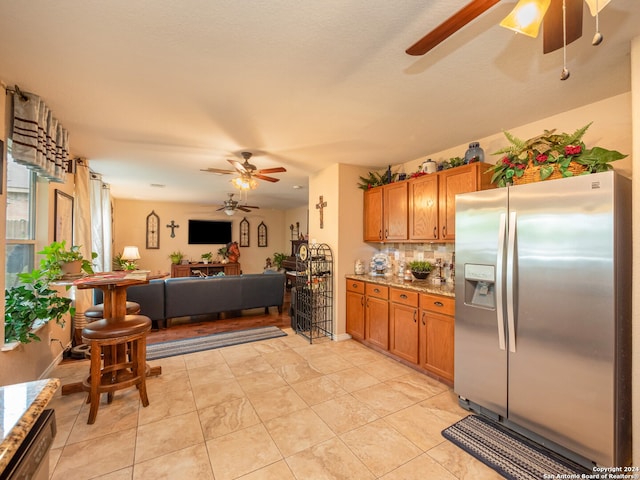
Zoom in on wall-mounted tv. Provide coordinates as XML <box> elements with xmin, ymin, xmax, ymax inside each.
<box><xmin>188</xmin><ymin>220</ymin><xmax>232</xmax><ymax>245</ymax></box>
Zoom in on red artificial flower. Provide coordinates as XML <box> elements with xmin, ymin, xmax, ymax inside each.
<box><xmin>564</xmin><ymin>145</ymin><xmax>582</xmax><ymax>156</ymax></box>
<box><xmin>502</xmin><ymin>157</ymin><xmax>511</xmax><ymax>165</ymax></box>
<box><xmin>517</xmin><ymin>164</ymin><xmax>526</xmax><ymax>170</ymax></box>
<box><xmin>536</xmin><ymin>154</ymin><xmax>548</xmax><ymax>164</ymax></box>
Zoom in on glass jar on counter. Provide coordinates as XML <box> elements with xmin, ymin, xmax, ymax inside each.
<box><xmin>464</xmin><ymin>142</ymin><xmax>485</xmax><ymax>164</ymax></box>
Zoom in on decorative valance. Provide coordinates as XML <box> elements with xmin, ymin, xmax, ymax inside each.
<box><xmin>10</xmin><ymin>86</ymin><xmax>70</xmax><ymax>183</ymax></box>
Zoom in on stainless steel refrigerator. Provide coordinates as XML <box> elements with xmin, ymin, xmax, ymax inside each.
<box><xmin>454</xmin><ymin>171</ymin><xmax>631</xmax><ymax>468</ymax></box>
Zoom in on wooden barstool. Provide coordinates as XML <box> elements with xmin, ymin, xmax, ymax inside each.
<box><xmin>81</xmin><ymin>315</ymin><xmax>151</xmax><ymax>424</ymax></box>
<box><xmin>85</xmin><ymin>301</ymin><xmax>141</xmax><ymax>321</ymax></box>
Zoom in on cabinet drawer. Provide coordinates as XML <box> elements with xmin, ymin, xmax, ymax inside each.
<box><xmin>390</xmin><ymin>288</ymin><xmax>419</xmax><ymax>307</ymax></box>
<box><xmin>366</xmin><ymin>283</ymin><xmax>389</xmax><ymax>300</ymax></box>
<box><xmin>420</xmin><ymin>294</ymin><xmax>455</xmax><ymax>315</ymax></box>
<box><xmin>346</xmin><ymin>279</ymin><xmax>365</xmax><ymax>294</ymax></box>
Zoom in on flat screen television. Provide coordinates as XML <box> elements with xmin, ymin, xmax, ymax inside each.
<box><xmin>188</xmin><ymin>220</ymin><xmax>232</xmax><ymax>245</ymax></box>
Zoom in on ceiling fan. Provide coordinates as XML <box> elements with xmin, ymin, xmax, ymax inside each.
<box><xmin>201</xmin><ymin>151</ymin><xmax>287</xmax><ymax>187</ymax></box>
<box><xmin>405</xmin><ymin>0</ymin><xmax>608</xmax><ymax>57</ymax></box>
<box><xmin>216</xmin><ymin>193</ymin><xmax>259</xmax><ymax>216</ymax></box>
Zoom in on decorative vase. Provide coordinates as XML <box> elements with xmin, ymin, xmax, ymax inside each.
<box><xmin>464</xmin><ymin>142</ymin><xmax>485</xmax><ymax>164</ymax></box>
<box><xmin>61</xmin><ymin>260</ymin><xmax>82</xmax><ymax>276</ymax></box>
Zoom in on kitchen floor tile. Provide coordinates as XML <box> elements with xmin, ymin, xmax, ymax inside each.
<box><xmin>49</xmin><ymin>329</ymin><xmax>488</xmax><ymax>480</ymax></box>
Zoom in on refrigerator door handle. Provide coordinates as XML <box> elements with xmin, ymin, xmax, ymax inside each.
<box><xmin>496</xmin><ymin>213</ymin><xmax>507</xmax><ymax>351</ymax></box>
<box><xmin>506</xmin><ymin>211</ymin><xmax>517</xmax><ymax>353</ymax></box>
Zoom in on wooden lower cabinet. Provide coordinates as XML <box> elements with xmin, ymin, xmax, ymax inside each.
<box><xmin>346</xmin><ymin>280</ymin><xmax>365</xmax><ymax>341</ymax></box>
<box><xmin>389</xmin><ymin>288</ymin><xmax>419</xmax><ymax>364</ymax></box>
<box><xmin>364</xmin><ymin>283</ymin><xmax>389</xmax><ymax>350</ymax></box>
<box><xmin>346</xmin><ymin>279</ymin><xmax>454</xmax><ymax>384</ymax></box>
<box><xmin>419</xmin><ymin>293</ymin><xmax>455</xmax><ymax>382</ymax></box>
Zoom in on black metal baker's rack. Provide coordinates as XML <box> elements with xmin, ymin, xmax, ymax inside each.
<box><xmin>294</xmin><ymin>243</ymin><xmax>333</xmax><ymax>343</ymax></box>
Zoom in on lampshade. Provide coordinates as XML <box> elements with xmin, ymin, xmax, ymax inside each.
<box><xmin>232</xmin><ymin>175</ymin><xmax>258</xmax><ymax>191</ymax></box>
<box><xmin>584</xmin><ymin>0</ymin><xmax>612</xmax><ymax>16</ymax></box>
<box><xmin>499</xmin><ymin>0</ymin><xmax>551</xmax><ymax>38</ymax></box>
<box><xmin>122</xmin><ymin>245</ymin><xmax>141</xmax><ymax>261</ymax></box>
<box><xmin>224</xmin><ymin>207</ymin><xmax>236</xmax><ymax>216</ymax></box>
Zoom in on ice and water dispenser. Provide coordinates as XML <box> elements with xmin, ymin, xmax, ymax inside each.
<box><xmin>463</xmin><ymin>264</ymin><xmax>496</xmax><ymax>309</ymax></box>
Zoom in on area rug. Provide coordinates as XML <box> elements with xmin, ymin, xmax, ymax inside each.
<box><xmin>442</xmin><ymin>415</ymin><xmax>592</xmax><ymax>480</ymax></box>
<box><xmin>146</xmin><ymin>326</ymin><xmax>287</xmax><ymax>360</ymax></box>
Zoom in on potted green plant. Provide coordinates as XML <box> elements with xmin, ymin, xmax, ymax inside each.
<box><xmin>4</xmin><ymin>268</ymin><xmax>74</xmax><ymax>343</ymax></box>
<box><xmin>169</xmin><ymin>251</ymin><xmax>184</xmax><ymax>265</ymax></box>
<box><xmin>272</xmin><ymin>252</ymin><xmax>288</xmax><ymax>271</ymax></box>
<box><xmin>3</xmin><ymin>240</ymin><xmax>96</xmax><ymax>344</ymax></box>
<box><xmin>487</xmin><ymin>123</ymin><xmax>627</xmax><ymax>187</ymax></box>
<box><xmin>201</xmin><ymin>252</ymin><xmax>213</xmax><ymax>264</ymax></box>
<box><xmin>38</xmin><ymin>240</ymin><xmax>96</xmax><ymax>279</ymax></box>
<box><xmin>408</xmin><ymin>260</ymin><xmax>432</xmax><ymax>280</ymax></box>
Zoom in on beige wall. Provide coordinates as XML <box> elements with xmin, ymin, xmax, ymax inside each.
<box><xmin>112</xmin><ymin>198</ymin><xmax>290</xmax><ymax>274</ymax></box>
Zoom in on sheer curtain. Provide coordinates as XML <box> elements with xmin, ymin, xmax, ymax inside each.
<box><xmin>73</xmin><ymin>158</ymin><xmax>93</xmax><ymax>342</ymax></box>
<box><xmin>90</xmin><ymin>172</ymin><xmax>112</xmax><ymax>272</ymax></box>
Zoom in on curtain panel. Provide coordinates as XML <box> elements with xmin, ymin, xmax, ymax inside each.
<box><xmin>10</xmin><ymin>90</ymin><xmax>69</xmax><ymax>183</ymax></box>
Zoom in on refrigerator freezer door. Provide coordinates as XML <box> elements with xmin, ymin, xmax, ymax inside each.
<box><xmin>506</xmin><ymin>172</ymin><xmax>621</xmax><ymax>465</ymax></box>
<box><xmin>455</xmin><ymin>188</ymin><xmax>508</xmax><ymax>417</ymax></box>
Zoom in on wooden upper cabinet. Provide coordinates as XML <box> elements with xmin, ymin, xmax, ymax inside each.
<box><xmin>438</xmin><ymin>163</ymin><xmax>493</xmax><ymax>241</ymax></box>
<box><xmin>409</xmin><ymin>174</ymin><xmax>438</xmax><ymax>241</ymax></box>
<box><xmin>383</xmin><ymin>182</ymin><xmax>408</xmax><ymax>241</ymax></box>
<box><xmin>363</xmin><ymin>187</ymin><xmax>383</xmax><ymax>242</ymax></box>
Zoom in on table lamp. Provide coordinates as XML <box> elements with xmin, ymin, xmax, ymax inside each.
<box><xmin>121</xmin><ymin>246</ymin><xmax>141</xmax><ymax>270</ymax></box>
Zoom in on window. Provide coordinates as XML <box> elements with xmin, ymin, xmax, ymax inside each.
<box><xmin>5</xmin><ymin>151</ymin><xmax>37</xmax><ymax>289</ymax></box>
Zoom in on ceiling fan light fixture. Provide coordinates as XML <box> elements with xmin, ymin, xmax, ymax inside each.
<box><xmin>584</xmin><ymin>0</ymin><xmax>611</xmax><ymax>16</ymax></box>
<box><xmin>224</xmin><ymin>206</ymin><xmax>236</xmax><ymax>216</ymax></box>
<box><xmin>500</xmin><ymin>0</ymin><xmax>552</xmax><ymax>37</ymax></box>
<box><xmin>232</xmin><ymin>175</ymin><xmax>258</xmax><ymax>191</ymax></box>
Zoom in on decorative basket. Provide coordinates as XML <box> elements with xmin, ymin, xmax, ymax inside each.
<box><xmin>411</xmin><ymin>271</ymin><xmax>430</xmax><ymax>280</ymax></box>
<box><xmin>512</xmin><ymin>161</ymin><xmax>588</xmax><ymax>186</ymax></box>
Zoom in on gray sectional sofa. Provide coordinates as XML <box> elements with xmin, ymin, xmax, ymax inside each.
<box><xmin>93</xmin><ymin>272</ymin><xmax>286</xmax><ymax>328</ymax></box>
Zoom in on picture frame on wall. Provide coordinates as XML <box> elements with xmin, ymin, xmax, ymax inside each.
<box><xmin>54</xmin><ymin>189</ymin><xmax>74</xmax><ymax>244</ymax></box>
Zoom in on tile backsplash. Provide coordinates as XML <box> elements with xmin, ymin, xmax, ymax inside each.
<box><xmin>373</xmin><ymin>243</ymin><xmax>456</xmax><ymax>283</ymax></box>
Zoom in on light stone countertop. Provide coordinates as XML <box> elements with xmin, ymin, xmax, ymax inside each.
<box><xmin>0</xmin><ymin>378</ymin><xmax>60</xmax><ymax>472</ymax></box>
<box><xmin>345</xmin><ymin>274</ymin><xmax>455</xmax><ymax>298</ymax></box>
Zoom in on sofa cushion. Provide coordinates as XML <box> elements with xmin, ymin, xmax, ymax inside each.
<box><xmin>240</xmin><ymin>273</ymin><xmax>285</xmax><ymax>310</ymax></box>
<box><xmin>164</xmin><ymin>276</ymin><xmax>243</xmax><ymax>318</ymax></box>
<box><xmin>93</xmin><ymin>278</ymin><xmax>165</xmax><ymax>321</ymax></box>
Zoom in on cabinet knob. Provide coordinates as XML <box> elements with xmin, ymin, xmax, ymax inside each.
<box><xmin>400</xmin><ymin>294</ymin><xmax>407</xmax><ymax>299</ymax></box>
<box><xmin>361</xmin><ymin>297</ymin><xmax>364</xmax><ymax>306</ymax></box>
<box><xmin>442</xmin><ymin>225</ymin><xmax>446</xmax><ymax>238</ymax></box>
<box><xmin>374</xmin><ymin>288</ymin><xmax>380</xmax><ymax>293</ymax></box>
<box><xmin>434</xmin><ymin>301</ymin><xmax>444</xmax><ymax>307</ymax></box>
<box><xmin>422</xmin><ymin>311</ymin><xmax>426</xmax><ymax>326</ymax></box>
<box><xmin>433</xmin><ymin>226</ymin><xmax>437</xmax><ymax>239</ymax></box>
<box><xmin>413</xmin><ymin>310</ymin><xmax>417</xmax><ymax>323</ymax></box>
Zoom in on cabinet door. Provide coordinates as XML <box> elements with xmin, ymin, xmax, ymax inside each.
<box><xmin>171</xmin><ymin>264</ymin><xmax>191</xmax><ymax>277</ymax></box>
<box><xmin>346</xmin><ymin>291</ymin><xmax>365</xmax><ymax>341</ymax></box>
<box><xmin>365</xmin><ymin>296</ymin><xmax>389</xmax><ymax>350</ymax></box>
<box><xmin>390</xmin><ymin>302</ymin><xmax>419</xmax><ymax>364</ymax></box>
<box><xmin>438</xmin><ymin>164</ymin><xmax>480</xmax><ymax>241</ymax></box>
<box><xmin>421</xmin><ymin>310</ymin><xmax>454</xmax><ymax>381</ymax></box>
<box><xmin>409</xmin><ymin>174</ymin><xmax>438</xmax><ymax>241</ymax></box>
<box><xmin>383</xmin><ymin>182</ymin><xmax>408</xmax><ymax>241</ymax></box>
<box><xmin>363</xmin><ymin>187</ymin><xmax>384</xmax><ymax>242</ymax></box>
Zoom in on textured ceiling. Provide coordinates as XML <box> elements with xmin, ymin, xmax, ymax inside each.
<box><xmin>1</xmin><ymin>1</ymin><xmax>638</xmax><ymax>209</ymax></box>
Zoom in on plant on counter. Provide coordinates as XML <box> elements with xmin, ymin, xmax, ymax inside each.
<box><xmin>169</xmin><ymin>251</ymin><xmax>184</xmax><ymax>265</ymax></box>
<box><xmin>272</xmin><ymin>252</ymin><xmax>288</xmax><ymax>270</ymax></box>
<box><xmin>217</xmin><ymin>246</ymin><xmax>229</xmax><ymax>263</ymax></box>
<box><xmin>408</xmin><ymin>260</ymin><xmax>432</xmax><ymax>280</ymax></box>
<box><xmin>3</xmin><ymin>240</ymin><xmax>96</xmax><ymax>344</ymax></box>
<box><xmin>38</xmin><ymin>240</ymin><xmax>96</xmax><ymax>279</ymax></box>
<box><xmin>201</xmin><ymin>252</ymin><xmax>213</xmax><ymax>263</ymax></box>
<box><xmin>487</xmin><ymin>122</ymin><xmax>627</xmax><ymax>187</ymax></box>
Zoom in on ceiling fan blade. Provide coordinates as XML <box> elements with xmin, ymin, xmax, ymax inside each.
<box><xmin>406</xmin><ymin>0</ymin><xmax>500</xmax><ymax>56</ymax></box>
<box><xmin>201</xmin><ymin>168</ymin><xmax>235</xmax><ymax>175</ymax></box>
<box><xmin>257</xmin><ymin>167</ymin><xmax>287</xmax><ymax>174</ymax></box>
<box><xmin>242</xmin><ymin>205</ymin><xmax>260</xmax><ymax>209</ymax></box>
<box><xmin>227</xmin><ymin>159</ymin><xmax>249</xmax><ymax>174</ymax></box>
<box><xmin>253</xmin><ymin>174</ymin><xmax>280</xmax><ymax>183</ymax></box>
<box><xmin>216</xmin><ymin>206</ymin><xmax>225</xmax><ymax>211</ymax></box>
<box><xmin>543</xmin><ymin>0</ymin><xmax>583</xmax><ymax>54</ymax></box>
<box><xmin>237</xmin><ymin>206</ymin><xmax>251</xmax><ymax>212</ymax></box>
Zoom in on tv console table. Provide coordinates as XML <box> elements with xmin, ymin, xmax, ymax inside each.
<box><xmin>171</xmin><ymin>262</ymin><xmax>241</xmax><ymax>277</ymax></box>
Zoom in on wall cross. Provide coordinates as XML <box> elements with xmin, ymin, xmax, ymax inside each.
<box><xmin>166</xmin><ymin>220</ymin><xmax>180</xmax><ymax>238</ymax></box>
<box><xmin>315</xmin><ymin>195</ymin><xmax>327</xmax><ymax>229</ymax></box>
